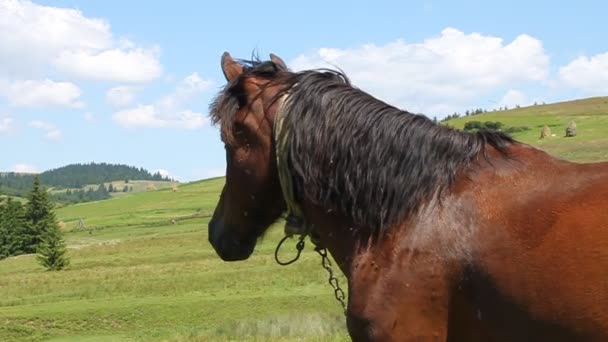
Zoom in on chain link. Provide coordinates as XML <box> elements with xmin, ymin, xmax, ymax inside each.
<box><xmin>316</xmin><ymin>247</ymin><xmax>347</xmax><ymax>315</ymax></box>
<box><xmin>274</xmin><ymin>235</ymin><xmax>306</xmax><ymax>266</ymax></box>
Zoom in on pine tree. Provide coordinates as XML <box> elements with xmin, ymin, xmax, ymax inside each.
<box><xmin>24</xmin><ymin>176</ymin><xmax>58</xmax><ymax>253</ymax></box>
<box><xmin>36</xmin><ymin>225</ymin><xmax>69</xmax><ymax>271</ymax></box>
<box><xmin>0</xmin><ymin>198</ymin><xmax>29</xmax><ymax>258</ymax></box>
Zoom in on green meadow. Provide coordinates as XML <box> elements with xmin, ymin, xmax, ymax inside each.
<box><xmin>0</xmin><ymin>178</ymin><xmax>349</xmax><ymax>341</ymax></box>
<box><xmin>1</xmin><ymin>96</ymin><xmax>608</xmax><ymax>341</ymax></box>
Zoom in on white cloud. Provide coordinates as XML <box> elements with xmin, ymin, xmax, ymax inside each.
<box><xmin>113</xmin><ymin>73</ymin><xmax>213</xmax><ymax>129</ymax></box>
<box><xmin>106</xmin><ymin>86</ymin><xmax>137</xmax><ymax>108</ymax></box>
<box><xmin>30</xmin><ymin>120</ymin><xmax>54</xmax><ymax>130</ymax></box>
<box><xmin>153</xmin><ymin>169</ymin><xmax>171</xmax><ymax>178</ymax></box>
<box><xmin>559</xmin><ymin>52</ymin><xmax>608</xmax><ymax>94</ymax></box>
<box><xmin>29</xmin><ymin>120</ymin><xmax>63</xmax><ymax>141</ymax></box>
<box><xmin>55</xmin><ymin>48</ymin><xmax>162</xmax><ymax>82</ymax></box>
<box><xmin>0</xmin><ymin>0</ymin><xmax>161</xmax><ymax>83</ymax></box>
<box><xmin>0</xmin><ymin>79</ymin><xmax>83</xmax><ymax>108</ymax></box>
<box><xmin>0</xmin><ymin>114</ymin><xmax>13</xmax><ymax>135</ymax></box>
<box><xmin>13</xmin><ymin>163</ymin><xmax>38</xmax><ymax>173</ymax></box>
<box><xmin>198</xmin><ymin>167</ymin><xmax>225</xmax><ymax>180</ymax></box>
<box><xmin>291</xmin><ymin>27</ymin><xmax>549</xmax><ymax>117</ymax></box>
<box><xmin>113</xmin><ymin>106</ymin><xmax>207</xmax><ymax>129</ymax></box>
<box><xmin>46</xmin><ymin>128</ymin><xmax>63</xmax><ymax>141</ymax></box>
<box><xmin>84</xmin><ymin>112</ymin><xmax>95</xmax><ymax>123</ymax></box>
<box><xmin>156</xmin><ymin>72</ymin><xmax>214</xmax><ymax>112</ymax></box>
<box><xmin>498</xmin><ymin>90</ymin><xmax>530</xmax><ymax>109</ymax></box>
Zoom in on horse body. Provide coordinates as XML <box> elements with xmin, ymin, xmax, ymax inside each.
<box><xmin>208</xmin><ymin>52</ymin><xmax>608</xmax><ymax>341</ymax></box>
<box><xmin>299</xmin><ymin>145</ymin><xmax>608</xmax><ymax>341</ymax></box>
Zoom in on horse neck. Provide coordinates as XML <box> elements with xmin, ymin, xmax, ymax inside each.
<box><xmin>303</xmin><ymin>202</ymin><xmax>372</xmax><ymax>278</ymax></box>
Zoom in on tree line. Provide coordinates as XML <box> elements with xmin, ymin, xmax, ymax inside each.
<box><xmin>38</xmin><ymin>162</ymin><xmax>173</xmax><ymax>188</ymax></box>
<box><xmin>51</xmin><ymin>183</ymin><xmax>134</xmax><ymax>205</ymax></box>
<box><xmin>1</xmin><ymin>162</ymin><xmax>172</xmax><ymax>200</ymax></box>
<box><xmin>0</xmin><ymin>177</ymin><xmax>69</xmax><ymax>270</ymax></box>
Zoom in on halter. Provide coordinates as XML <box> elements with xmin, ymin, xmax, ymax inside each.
<box><xmin>272</xmin><ymin>93</ymin><xmax>347</xmax><ymax>315</ymax></box>
<box><xmin>273</xmin><ymin>94</ymin><xmax>311</xmax><ymax>239</ymax></box>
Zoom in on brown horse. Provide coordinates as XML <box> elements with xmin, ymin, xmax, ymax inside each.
<box><xmin>207</xmin><ymin>51</ymin><xmax>608</xmax><ymax>341</ymax></box>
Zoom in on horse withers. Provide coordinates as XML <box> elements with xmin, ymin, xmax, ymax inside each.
<box><xmin>207</xmin><ymin>51</ymin><xmax>608</xmax><ymax>341</ymax></box>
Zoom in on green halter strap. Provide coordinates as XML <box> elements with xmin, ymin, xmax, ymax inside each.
<box><xmin>274</xmin><ymin>95</ymin><xmax>310</xmax><ymax>238</ymax></box>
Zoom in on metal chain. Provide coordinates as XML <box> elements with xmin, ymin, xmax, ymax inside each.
<box><xmin>273</xmin><ymin>234</ymin><xmax>348</xmax><ymax>315</ymax></box>
<box><xmin>274</xmin><ymin>234</ymin><xmax>306</xmax><ymax>266</ymax></box>
<box><xmin>316</xmin><ymin>247</ymin><xmax>347</xmax><ymax>315</ymax></box>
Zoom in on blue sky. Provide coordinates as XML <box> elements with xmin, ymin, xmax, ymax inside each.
<box><xmin>1</xmin><ymin>0</ymin><xmax>607</xmax><ymax>181</ymax></box>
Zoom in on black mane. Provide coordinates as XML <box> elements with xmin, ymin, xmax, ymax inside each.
<box><xmin>210</xmin><ymin>60</ymin><xmax>515</xmax><ymax>230</ymax></box>
<box><xmin>280</xmin><ymin>70</ymin><xmax>515</xmax><ymax>230</ymax></box>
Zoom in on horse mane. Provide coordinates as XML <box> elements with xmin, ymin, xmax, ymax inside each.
<box><xmin>210</xmin><ymin>59</ymin><xmax>515</xmax><ymax>231</ymax></box>
<box><xmin>279</xmin><ymin>69</ymin><xmax>515</xmax><ymax>231</ymax></box>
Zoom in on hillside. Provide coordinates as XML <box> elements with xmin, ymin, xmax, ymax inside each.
<box><xmin>444</xmin><ymin>96</ymin><xmax>608</xmax><ymax>162</ymax></box>
<box><xmin>40</xmin><ymin>163</ymin><xmax>174</xmax><ymax>188</ymax></box>
<box><xmin>0</xmin><ymin>177</ymin><xmax>349</xmax><ymax>341</ymax></box>
<box><xmin>0</xmin><ymin>163</ymin><xmax>176</xmax><ymax>203</ymax></box>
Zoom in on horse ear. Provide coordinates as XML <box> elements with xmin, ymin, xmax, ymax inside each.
<box><xmin>270</xmin><ymin>53</ymin><xmax>288</xmax><ymax>70</ymax></box>
<box><xmin>221</xmin><ymin>52</ymin><xmax>244</xmax><ymax>82</ymax></box>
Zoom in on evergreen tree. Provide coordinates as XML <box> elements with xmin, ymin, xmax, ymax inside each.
<box><xmin>108</xmin><ymin>183</ymin><xmax>114</xmax><ymax>192</ymax></box>
<box><xmin>0</xmin><ymin>198</ymin><xmax>29</xmax><ymax>258</ymax></box>
<box><xmin>36</xmin><ymin>225</ymin><xmax>69</xmax><ymax>271</ymax></box>
<box><xmin>96</xmin><ymin>183</ymin><xmax>108</xmax><ymax>196</ymax></box>
<box><xmin>24</xmin><ymin>176</ymin><xmax>58</xmax><ymax>253</ymax></box>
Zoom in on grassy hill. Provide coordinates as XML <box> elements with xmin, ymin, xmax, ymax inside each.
<box><xmin>0</xmin><ymin>162</ymin><xmax>175</xmax><ymax>203</ymax></box>
<box><xmin>0</xmin><ymin>177</ymin><xmax>349</xmax><ymax>341</ymax></box>
<box><xmin>444</xmin><ymin>96</ymin><xmax>608</xmax><ymax>162</ymax></box>
<box><xmin>49</xmin><ymin>180</ymin><xmax>179</xmax><ymax>201</ymax></box>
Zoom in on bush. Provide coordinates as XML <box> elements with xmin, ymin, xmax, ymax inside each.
<box><xmin>464</xmin><ymin>121</ymin><xmax>483</xmax><ymax>131</ymax></box>
<box><xmin>483</xmin><ymin>121</ymin><xmax>504</xmax><ymax>130</ymax></box>
<box><xmin>463</xmin><ymin>121</ymin><xmax>507</xmax><ymax>132</ymax></box>
<box><xmin>504</xmin><ymin>126</ymin><xmax>531</xmax><ymax>134</ymax></box>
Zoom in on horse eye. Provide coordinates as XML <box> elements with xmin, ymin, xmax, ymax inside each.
<box><xmin>236</xmin><ymin>95</ymin><xmax>248</xmax><ymax>108</ymax></box>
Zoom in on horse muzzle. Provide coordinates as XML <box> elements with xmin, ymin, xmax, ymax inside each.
<box><xmin>208</xmin><ymin>218</ymin><xmax>256</xmax><ymax>261</ymax></box>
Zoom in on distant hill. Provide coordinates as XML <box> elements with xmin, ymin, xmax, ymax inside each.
<box><xmin>39</xmin><ymin>163</ymin><xmax>174</xmax><ymax>188</ymax></box>
<box><xmin>0</xmin><ymin>163</ymin><xmax>175</xmax><ymax>201</ymax></box>
<box><xmin>443</xmin><ymin>96</ymin><xmax>608</xmax><ymax>163</ymax></box>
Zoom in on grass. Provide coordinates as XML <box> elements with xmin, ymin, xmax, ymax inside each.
<box><xmin>0</xmin><ymin>178</ymin><xmax>350</xmax><ymax>341</ymax></box>
<box><xmin>49</xmin><ymin>180</ymin><xmax>179</xmax><ymax>199</ymax></box>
